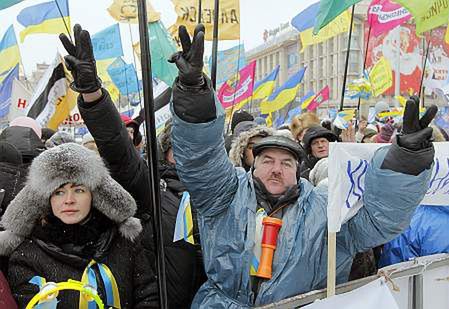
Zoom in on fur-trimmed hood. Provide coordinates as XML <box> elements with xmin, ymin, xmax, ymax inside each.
<box><xmin>0</xmin><ymin>143</ymin><xmax>142</xmax><ymax>256</ymax></box>
<box><xmin>229</xmin><ymin>126</ymin><xmax>274</xmax><ymax>168</ymax></box>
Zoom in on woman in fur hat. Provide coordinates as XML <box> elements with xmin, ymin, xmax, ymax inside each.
<box><xmin>0</xmin><ymin>143</ymin><xmax>158</xmax><ymax>308</ymax></box>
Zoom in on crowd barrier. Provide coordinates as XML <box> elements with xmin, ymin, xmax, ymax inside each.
<box><xmin>259</xmin><ymin>253</ymin><xmax>449</xmax><ymax>308</ymax></box>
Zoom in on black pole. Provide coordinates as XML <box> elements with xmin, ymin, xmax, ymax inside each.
<box><xmin>211</xmin><ymin>0</ymin><xmax>220</xmax><ymax>89</ymax></box>
<box><xmin>136</xmin><ymin>1</ymin><xmax>168</xmax><ymax>308</ymax></box>
<box><xmin>339</xmin><ymin>5</ymin><xmax>355</xmax><ymax>111</ymax></box>
<box><xmin>54</xmin><ymin>0</ymin><xmax>72</xmax><ymax>42</ymax></box>
<box><xmin>419</xmin><ymin>32</ymin><xmax>431</xmax><ymax>108</ymax></box>
<box><xmin>198</xmin><ymin>0</ymin><xmax>202</xmax><ymax>23</ymax></box>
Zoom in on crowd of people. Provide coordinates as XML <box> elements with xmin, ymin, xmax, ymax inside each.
<box><xmin>0</xmin><ymin>23</ymin><xmax>447</xmax><ymax>308</ymax></box>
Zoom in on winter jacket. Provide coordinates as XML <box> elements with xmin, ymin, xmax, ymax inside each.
<box><xmin>379</xmin><ymin>205</ymin><xmax>449</xmax><ymax>267</ymax></box>
<box><xmin>8</xmin><ymin>211</ymin><xmax>158</xmax><ymax>308</ymax></box>
<box><xmin>0</xmin><ymin>271</ymin><xmax>17</xmax><ymax>309</ymax></box>
<box><xmin>171</xmin><ymin>87</ymin><xmax>432</xmax><ymax>307</ymax></box>
<box><xmin>78</xmin><ymin>90</ymin><xmax>206</xmax><ymax>308</ymax></box>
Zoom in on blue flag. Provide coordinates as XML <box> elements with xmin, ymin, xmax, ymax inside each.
<box><xmin>0</xmin><ymin>65</ymin><xmax>19</xmax><ymax>118</ymax></box>
<box><xmin>91</xmin><ymin>24</ymin><xmax>123</xmax><ymax>60</ymax></box>
<box><xmin>107</xmin><ymin>57</ymin><xmax>139</xmax><ymax>95</ymax></box>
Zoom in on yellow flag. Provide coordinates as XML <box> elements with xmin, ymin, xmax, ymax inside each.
<box><xmin>369</xmin><ymin>57</ymin><xmax>392</xmax><ymax>97</ymax></box>
<box><xmin>299</xmin><ymin>10</ymin><xmax>351</xmax><ymax>52</ymax></box>
<box><xmin>108</xmin><ymin>0</ymin><xmax>160</xmax><ymax>23</ymax></box>
<box><xmin>96</xmin><ymin>59</ymin><xmax>120</xmax><ymax>103</ymax></box>
<box><xmin>172</xmin><ymin>0</ymin><xmax>240</xmax><ymax>40</ymax></box>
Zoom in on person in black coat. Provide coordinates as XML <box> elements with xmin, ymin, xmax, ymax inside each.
<box><xmin>58</xmin><ymin>24</ymin><xmax>205</xmax><ymax>308</ymax></box>
<box><xmin>0</xmin><ymin>143</ymin><xmax>158</xmax><ymax>308</ymax></box>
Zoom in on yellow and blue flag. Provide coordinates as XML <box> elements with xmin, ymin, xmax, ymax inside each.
<box><xmin>300</xmin><ymin>90</ymin><xmax>316</xmax><ymax>110</ymax></box>
<box><xmin>260</xmin><ymin>67</ymin><xmax>306</xmax><ymax>114</ymax></box>
<box><xmin>17</xmin><ymin>0</ymin><xmax>70</xmax><ymax>43</ymax></box>
<box><xmin>292</xmin><ymin>3</ymin><xmax>350</xmax><ymax>52</ymax></box>
<box><xmin>173</xmin><ymin>191</ymin><xmax>195</xmax><ymax>245</ymax></box>
<box><xmin>0</xmin><ymin>65</ymin><xmax>19</xmax><ymax>119</ymax></box>
<box><xmin>252</xmin><ymin>65</ymin><xmax>280</xmax><ymax>101</ymax></box>
<box><xmin>0</xmin><ymin>25</ymin><xmax>20</xmax><ymax>79</ymax></box>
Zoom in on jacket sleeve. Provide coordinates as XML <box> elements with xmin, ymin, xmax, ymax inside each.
<box><xmin>133</xmin><ymin>241</ymin><xmax>159</xmax><ymax>308</ymax></box>
<box><xmin>170</xmin><ymin>83</ymin><xmax>238</xmax><ymax>217</ymax></box>
<box><xmin>78</xmin><ymin>90</ymin><xmax>151</xmax><ymax>218</ymax></box>
<box><xmin>378</xmin><ymin>229</ymin><xmax>419</xmax><ymax>268</ymax></box>
<box><xmin>338</xmin><ymin>146</ymin><xmax>432</xmax><ymax>254</ymax></box>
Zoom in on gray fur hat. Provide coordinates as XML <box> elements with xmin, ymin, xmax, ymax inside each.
<box><xmin>229</xmin><ymin>125</ymin><xmax>274</xmax><ymax>167</ymax></box>
<box><xmin>0</xmin><ymin>143</ymin><xmax>142</xmax><ymax>255</ymax></box>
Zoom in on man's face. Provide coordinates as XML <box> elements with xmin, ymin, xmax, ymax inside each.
<box><xmin>253</xmin><ymin>148</ymin><xmax>297</xmax><ymax>195</ymax></box>
<box><xmin>244</xmin><ymin>136</ymin><xmax>263</xmax><ymax>167</ymax></box>
<box><xmin>310</xmin><ymin>137</ymin><xmax>329</xmax><ymax>159</ymax></box>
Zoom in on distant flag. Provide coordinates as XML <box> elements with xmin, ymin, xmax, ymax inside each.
<box><xmin>292</xmin><ymin>3</ymin><xmax>350</xmax><ymax>51</ymax></box>
<box><xmin>0</xmin><ymin>65</ymin><xmax>19</xmax><ymax>119</ymax></box>
<box><xmin>393</xmin><ymin>0</ymin><xmax>449</xmax><ymax>35</ymax></box>
<box><xmin>367</xmin><ymin>0</ymin><xmax>411</xmax><ymax>37</ymax></box>
<box><xmin>173</xmin><ymin>192</ymin><xmax>195</xmax><ymax>245</ymax></box>
<box><xmin>286</xmin><ymin>106</ymin><xmax>301</xmax><ymax>124</ymax></box>
<box><xmin>218</xmin><ymin>60</ymin><xmax>256</xmax><ymax>109</ymax></box>
<box><xmin>26</xmin><ymin>54</ymin><xmax>77</xmax><ymax>130</ymax></box>
<box><xmin>17</xmin><ymin>0</ymin><xmax>70</xmax><ymax>43</ymax></box>
<box><xmin>209</xmin><ymin>44</ymin><xmax>246</xmax><ymax>87</ymax></box>
<box><xmin>333</xmin><ymin>109</ymin><xmax>356</xmax><ymax>129</ymax></box>
<box><xmin>9</xmin><ymin>78</ymin><xmax>32</xmax><ymax>122</ymax></box>
<box><xmin>306</xmin><ymin>86</ymin><xmax>330</xmax><ymax>111</ymax></box>
<box><xmin>314</xmin><ymin>0</ymin><xmax>361</xmax><ymax>34</ymax></box>
<box><xmin>0</xmin><ymin>25</ymin><xmax>20</xmax><ymax>80</ymax></box>
<box><xmin>91</xmin><ymin>24</ymin><xmax>123</xmax><ymax>61</ymax></box>
<box><xmin>0</xmin><ymin>0</ymin><xmax>24</xmax><ymax>10</ymax></box>
<box><xmin>107</xmin><ymin>57</ymin><xmax>140</xmax><ymax>96</ymax></box>
<box><xmin>300</xmin><ymin>90</ymin><xmax>316</xmax><ymax>110</ymax></box>
<box><xmin>252</xmin><ymin>65</ymin><xmax>280</xmax><ymax>100</ymax></box>
<box><xmin>260</xmin><ymin>67</ymin><xmax>306</xmax><ymax>114</ymax></box>
<box><xmin>96</xmin><ymin>59</ymin><xmax>121</xmax><ymax>104</ymax></box>
<box><xmin>108</xmin><ymin>0</ymin><xmax>161</xmax><ymax>23</ymax></box>
<box><xmin>369</xmin><ymin>56</ymin><xmax>392</xmax><ymax>97</ymax></box>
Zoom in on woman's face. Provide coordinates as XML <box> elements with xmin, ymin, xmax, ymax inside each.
<box><xmin>50</xmin><ymin>183</ymin><xmax>92</xmax><ymax>224</ymax></box>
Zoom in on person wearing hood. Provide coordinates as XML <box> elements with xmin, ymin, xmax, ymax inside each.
<box><xmin>168</xmin><ymin>24</ymin><xmax>436</xmax><ymax>307</ymax></box>
<box><xmin>224</xmin><ymin>110</ymin><xmax>254</xmax><ymax>153</ymax></box>
<box><xmin>1</xmin><ymin>143</ymin><xmax>158</xmax><ymax>308</ymax></box>
<box><xmin>229</xmin><ymin>122</ymin><xmax>274</xmax><ymax>171</ymax></box>
<box><xmin>300</xmin><ymin>125</ymin><xmax>338</xmax><ymax>180</ymax></box>
<box><xmin>58</xmin><ymin>24</ymin><xmax>205</xmax><ymax>308</ymax></box>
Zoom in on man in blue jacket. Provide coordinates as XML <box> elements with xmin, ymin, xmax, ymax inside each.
<box><xmin>168</xmin><ymin>24</ymin><xmax>437</xmax><ymax>308</ymax></box>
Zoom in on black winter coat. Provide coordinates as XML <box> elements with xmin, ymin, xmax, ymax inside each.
<box><xmin>78</xmin><ymin>90</ymin><xmax>206</xmax><ymax>308</ymax></box>
<box><xmin>7</xmin><ymin>211</ymin><xmax>158</xmax><ymax>308</ymax></box>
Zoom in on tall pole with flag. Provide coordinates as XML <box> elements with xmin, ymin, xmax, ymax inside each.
<box><xmin>211</xmin><ymin>0</ymin><xmax>220</xmax><ymax>89</ymax></box>
<box><xmin>136</xmin><ymin>1</ymin><xmax>168</xmax><ymax>308</ymax></box>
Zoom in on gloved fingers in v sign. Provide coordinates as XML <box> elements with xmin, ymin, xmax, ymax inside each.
<box><xmin>59</xmin><ymin>24</ymin><xmax>94</xmax><ymax>61</ymax></box>
<box><xmin>402</xmin><ymin>96</ymin><xmax>438</xmax><ymax>134</ymax></box>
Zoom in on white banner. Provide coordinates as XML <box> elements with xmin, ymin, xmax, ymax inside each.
<box><xmin>328</xmin><ymin>142</ymin><xmax>449</xmax><ymax>232</ymax></box>
<box><xmin>8</xmin><ymin>78</ymin><xmax>31</xmax><ymax>122</ymax></box>
<box><xmin>304</xmin><ymin>278</ymin><xmax>398</xmax><ymax>309</ymax></box>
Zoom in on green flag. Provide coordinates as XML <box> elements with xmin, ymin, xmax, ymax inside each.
<box><xmin>148</xmin><ymin>21</ymin><xmax>178</xmax><ymax>86</ymax></box>
<box><xmin>313</xmin><ymin>0</ymin><xmax>361</xmax><ymax>34</ymax></box>
<box><xmin>393</xmin><ymin>0</ymin><xmax>449</xmax><ymax>35</ymax></box>
<box><xmin>0</xmin><ymin>0</ymin><xmax>24</xmax><ymax>10</ymax></box>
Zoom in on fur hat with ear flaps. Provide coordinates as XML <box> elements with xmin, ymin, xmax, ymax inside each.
<box><xmin>0</xmin><ymin>143</ymin><xmax>142</xmax><ymax>256</ymax></box>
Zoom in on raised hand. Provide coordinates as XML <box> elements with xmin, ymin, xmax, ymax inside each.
<box><xmin>168</xmin><ymin>24</ymin><xmax>205</xmax><ymax>87</ymax></box>
<box><xmin>397</xmin><ymin>96</ymin><xmax>438</xmax><ymax>151</ymax></box>
<box><xmin>59</xmin><ymin>24</ymin><xmax>101</xmax><ymax>93</ymax></box>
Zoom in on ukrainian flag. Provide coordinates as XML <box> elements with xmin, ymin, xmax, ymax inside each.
<box><xmin>260</xmin><ymin>67</ymin><xmax>306</xmax><ymax>114</ymax></box>
<box><xmin>0</xmin><ymin>25</ymin><xmax>20</xmax><ymax>79</ymax></box>
<box><xmin>253</xmin><ymin>65</ymin><xmax>280</xmax><ymax>100</ymax></box>
<box><xmin>291</xmin><ymin>2</ymin><xmax>350</xmax><ymax>52</ymax></box>
<box><xmin>17</xmin><ymin>0</ymin><xmax>70</xmax><ymax>43</ymax></box>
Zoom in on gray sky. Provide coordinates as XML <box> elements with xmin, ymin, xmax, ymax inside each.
<box><xmin>0</xmin><ymin>0</ymin><xmax>316</xmax><ymax>77</ymax></box>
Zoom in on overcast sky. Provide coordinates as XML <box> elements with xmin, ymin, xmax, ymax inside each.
<box><xmin>0</xmin><ymin>0</ymin><xmax>316</xmax><ymax>77</ymax></box>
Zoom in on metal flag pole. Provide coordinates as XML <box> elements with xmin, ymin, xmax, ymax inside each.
<box><xmin>54</xmin><ymin>0</ymin><xmax>72</xmax><ymax>42</ymax></box>
<box><xmin>211</xmin><ymin>0</ymin><xmax>220</xmax><ymax>89</ymax></box>
<box><xmin>339</xmin><ymin>5</ymin><xmax>355</xmax><ymax>111</ymax></box>
<box><xmin>198</xmin><ymin>0</ymin><xmax>202</xmax><ymax>23</ymax></box>
<box><xmin>136</xmin><ymin>1</ymin><xmax>168</xmax><ymax>308</ymax></box>
<box><xmin>355</xmin><ymin>19</ymin><xmax>372</xmax><ymax>128</ymax></box>
<box><xmin>419</xmin><ymin>31</ymin><xmax>432</xmax><ymax>108</ymax></box>
<box><xmin>127</xmin><ymin>22</ymin><xmax>143</xmax><ymax>108</ymax></box>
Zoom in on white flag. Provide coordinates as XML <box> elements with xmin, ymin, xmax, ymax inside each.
<box><xmin>8</xmin><ymin>78</ymin><xmax>32</xmax><ymax>122</ymax></box>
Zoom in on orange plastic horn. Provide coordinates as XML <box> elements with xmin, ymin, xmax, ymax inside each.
<box><xmin>256</xmin><ymin>217</ymin><xmax>283</xmax><ymax>279</ymax></box>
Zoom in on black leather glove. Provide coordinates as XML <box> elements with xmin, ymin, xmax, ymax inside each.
<box><xmin>396</xmin><ymin>96</ymin><xmax>437</xmax><ymax>151</ymax></box>
<box><xmin>59</xmin><ymin>24</ymin><xmax>102</xmax><ymax>93</ymax></box>
<box><xmin>168</xmin><ymin>24</ymin><xmax>205</xmax><ymax>87</ymax></box>
<box><xmin>381</xmin><ymin>96</ymin><xmax>438</xmax><ymax>175</ymax></box>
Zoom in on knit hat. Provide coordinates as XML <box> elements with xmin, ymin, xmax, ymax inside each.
<box><xmin>231</xmin><ymin>110</ymin><xmax>254</xmax><ymax>133</ymax></box>
<box><xmin>0</xmin><ymin>143</ymin><xmax>142</xmax><ymax>255</ymax></box>
<box><xmin>374</xmin><ymin>123</ymin><xmax>394</xmax><ymax>143</ymax></box>
<box><xmin>309</xmin><ymin>158</ymin><xmax>328</xmax><ymax>186</ymax></box>
<box><xmin>45</xmin><ymin>131</ymin><xmax>76</xmax><ymax>148</ymax></box>
<box><xmin>10</xmin><ymin>116</ymin><xmax>42</xmax><ymax>139</ymax></box>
